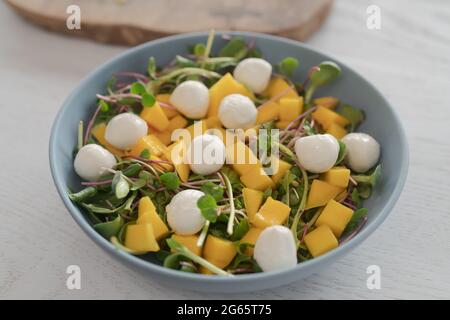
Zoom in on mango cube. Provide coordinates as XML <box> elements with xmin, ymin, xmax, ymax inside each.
<box><xmin>240</xmin><ymin>166</ymin><xmax>274</xmax><ymax>191</ymax></box>
<box><xmin>240</xmin><ymin>228</ymin><xmax>263</xmax><ymax>256</ymax></box>
<box><xmin>225</xmin><ymin>139</ymin><xmax>261</xmax><ymax>176</ymax></box>
<box><xmin>322</xmin><ymin>167</ymin><xmax>350</xmax><ymax>188</ymax></box>
<box><xmin>264</xmin><ymin>77</ymin><xmax>299</xmax><ymax>99</ymax></box>
<box><xmin>242</xmin><ymin>188</ymin><xmax>264</xmax><ymax>222</ymax></box>
<box><xmin>304</xmin><ymin>225</ymin><xmax>338</xmax><ymax>257</ymax></box>
<box><xmin>163</xmin><ymin>141</ymin><xmax>190</xmax><ymax>182</ymax></box>
<box><xmin>270</xmin><ymin>157</ymin><xmax>292</xmax><ymax>185</ymax></box>
<box><xmin>140</xmin><ymin>101</ymin><xmax>170</xmax><ymax>132</ymax></box>
<box><xmin>275</xmin><ymin>120</ymin><xmax>292</xmax><ymax>129</ymax></box>
<box><xmin>156</xmin><ymin>93</ymin><xmax>179</xmax><ymax>119</ymax></box>
<box><xmin>305</xmin><ymin>179</ymin><xmax>344</xmax><ymax>209</ymax></box>
<box><xmin>168</xmin><ymin>115</ymin><xmax>188</xmax><ymax>132</ymax></box>
<box><xmin>136</xmin><ymin>196</ymin><xmax>169</xmax><ymax>240</ymax></box>
<box><xmin>150</xmin><ymin>129</ymin><xmax>172</xmax><ymax>146</ymax></box>
<box><xmin>252</xmin><ymin>197</ymin><xmax>291</xmax><ymax>228</ymax></box>
<box><xmin>174</xmin><ymin>120</ymin><xmax>207</xmax><ymax>145</ymax></box>
<box><xmin>170</xmin><ymin>234</ymin><xmax>202</xmax><ymax>256</ymax></box>
<box><xmin>316</xmin><ymin>199</ymin><xmax>353</xmax><ymax>237</ymax></box>
<box><xmin>256</xmin><ymin>101</ymin><xmax>279</xmax><ymax>124</ymax></box>
<box><xmin>208</xmin><ymin>73</ymin><xmax>253</xmax><ymax>117</ymax></box>
<box><xmin>278</xmin><ymin>97</ymin><xmax>303</xmax><ymax>121</ymax></box>
<box><xmin>129</xmin><ymin>134</ymin><xmax>168</xmax><ymax>157</ymax></box>
<box><xmin>91</xmin><ymin>123</ymin><xmax>126</xmax><ymax>156</ymax></box>
<box><xmin>312</xmin><ymin>106</ymin><xmax>350</xmax><ymax>130</ymax></box>
<box><xmin>313</xmin><ymin>96</ymin><xmax>339</xmax><ymax>109</ymax></box>
<box><xmin>326</xmin><ymin>122</ymin><xmax>347</xmax><ymax>139</ymax></box>
<box><xmin>125</xmin><ymin>224</ymin><xmax>160</xmax><ymax>252</ymax></box>
<box><xmin>201</xmin><ymin>236</ymin><xmax>237</xmax><ymax>273</ymax></box>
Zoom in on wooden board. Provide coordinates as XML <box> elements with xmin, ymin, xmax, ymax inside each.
<box><xmin>5</xmin><ymin>0</ymin><xmax>333</xmax><ymax>45</ymax></box>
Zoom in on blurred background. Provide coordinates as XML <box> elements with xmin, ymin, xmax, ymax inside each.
<box><xmin>1</xmin><ymin>0</ymin><xmax>450</xmax><ymax>299</ymax></box>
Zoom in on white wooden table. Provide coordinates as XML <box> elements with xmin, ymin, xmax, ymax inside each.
<box><xmin>1</xmin><ymin>0</ymin><xmax>450</xmax><ymax>299</ymax></box>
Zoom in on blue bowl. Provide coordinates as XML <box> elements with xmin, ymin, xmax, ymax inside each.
<box><xmin>49</xmin><ymin>31</ymin><xmax>408</xmax><ymax>292</ymax></box>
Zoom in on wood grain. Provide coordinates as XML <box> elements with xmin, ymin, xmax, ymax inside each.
<box><xmin>1</xmin><ymin>0</ymin><xmax>450</xmax><ymax>299</ymax></box>
<box><xmin>5</xmin><ymin>0</ymin><xmax>333</xmax><ymax>45</ymax></box>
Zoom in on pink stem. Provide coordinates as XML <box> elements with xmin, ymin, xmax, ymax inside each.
<box><xmin>81</xmin><ymin>179</ymin><xmax>113</xmax><ymax>186</ymax></box>
<box><xmin>83</xmin><ymin>104</ymin><xmax>102</xmax><ymax>145</ymax></box>
<box><xmin>279</xmin><ymin>107</ymin><xmax>317</xmax><ymax>144</ymax></box>
<box><xmin>257</xmin><ymin>85</ymin><xmax>294</xmax><ymax>110</ymax></box>
<box><xmin>158</xmin><ymin>101</ymin><xmax>177</xmax><ymax>110</ymax></box>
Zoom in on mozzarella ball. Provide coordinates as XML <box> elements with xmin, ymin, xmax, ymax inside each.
<box><xmin>104</xmin><ymin>113</ymin><xmax>148</xmax><ymax>150</ymax></box>
<box><xmin>218</xmin><ymin>94</ymin><xmax>257</xmax><ymax>129</ymax></box>
<box><xmin>166</xmin><ymin>189</ymin><xmax>206</xmax><ymax>235</ymax></box>
<box><xmin>187</xmin><ymin>134</ymin><xmax>226</xmax><ymax>175</ymax></box>
<box><xmin>342</xmin><ymin>133</ymin><xmax>380</xmax><ymax>173</ymax></box>
<box><xmin>254</xmin><ymin>225</ymin><xmax>297</xmax><ymax>272</ymax></box>
<box><xmin>169</xmin><ymin>80</ymin><xmax>209</xmax><ymax>119</ymax></box>
<box><xmin>74</xmin><ymin>144</ymin><xmax>116</xmax><ymax>181</ymax></box>
<box><xmin>295</xmin><ymin>134</ymin><xmax>340</xmax><ymax>173</ymax></box>
<box><xmin>233</xmin><ymin>58</ymin><xmax>272</xmax><ymax>93</ymax></box>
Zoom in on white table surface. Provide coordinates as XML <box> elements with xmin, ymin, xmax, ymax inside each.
<box><xmin>1</xmin><ymin>0</ymin><xmax>450</xmax><ymax>300</ymax></box>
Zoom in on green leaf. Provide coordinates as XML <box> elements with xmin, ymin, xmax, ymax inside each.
<box><xmin>99</xmin><ymin>100</ymin><xmax>110</xmax><ymax>112</ymax></box>
<box><xmin>220</xmin><ymin>167</ymin><xmax>241</xmax><ymax>189</ymax></box>
<box><xmin>197</xmin><ymin>194</ymin><xmax>218</xmax><ymax>223</ymax></box>
<box><xmin>94</xmin><ymin>215</ymin><xmax>124</xmax><ymax>239</ymax></box>
<box><xmin>112</xmin><ymin>172</ymin><xmax>130</xmax><ymax>199</ymax></box>
<box><xmin>147</xmin><ymin>57</ymin><xmax>156</xmax><ymax>79</ymax></box>
<box><xmin>130</xmin><ymin>178</ymin><xmax>147</xmax><ymax>191</ymax></box>
<box><xmin>163</xmin><ymin>253</ymin><xmax>188</xmax><ymax>269</ymax></box>
<box><xmin>352</xmin><ymin>164</ymin><xmax>381</xmax><ymax>187</ymax></box>
<box><xmin>357</xmin><ymin>184</ymin><xmax>372</xmax><ymax>199</ymax></box>
<box><xmin>122</xmin><ymin>163</ymin><xmax>142</xmax><ymax>177</ymax></box>
<box><xmin>351</xmin><ymin>188</ymin><xmax>361</xmax><ymax>208</ymax></box>
<box><xmin>336</xmin><ymin>140</ymin><xmax>347</xmax><ymax>164</ymax></box>
<box><xmin>230</xmin><ymin>252</ymin><xmax>252</xmax><ymax>269</ymax></box>
<box><xmin>310</xmin><ymin>61</ymin><xmax>341</xmax><ymax>87</ymax></box>
<box><xmin>69</xmin><ymin>187</ymin><xmax>97</xmax><ymax>203</ymax></box>
<box><xmin>201</xmin><ymin>181</ymin><xmax>224</xmax><ymax>201</ymax></box>
<box><xmin>160</xmin><ymin>172</ymin><xmax>180</xmax><ymax>190</ymax></box>
<box><xmin>130</xmin><ymin>82</ymin><xmax>147</xmax><ymax>95</ymax></box>
<box><xmin>277</xmin><ymin>57</ymin><xmax>299</xmax><ymax>77</ymax></box>
<box><xmin>342</xmin><ymin>208</ymin><xmax>368</xmax><ymax>236</ymax></box>
<box><xmin>106</xmin><ymin>76</ymin><xmax>117</xmax><ymax>92</ymax></box>
<box><xmin>231</xmin><ymin>219</ymin><xmax>250</xmax><ymax>241</ymax></box>
<box><xmin>175</xmin><ymin>55</ymin><xmax>198</xmax><ymax>68</ymax></box>
<box><xmin>141</xmin><ymin>93</ymin><xmax>156</xmax><ymax>107</ymax></box>
<box><xmin>139</xmin><ymin>148</ymin><xmax>150</xmax><ymax>159</ymax></box>
<box><xmin>219</xmin><ymin>37</ymin><xmax>247</xmax><ymax>59</ymax></box>
<box><xmin>340</xmin><ymin>104</ymin><xmax>364</xmax><ymax>132</ymax></box>
<box><xmin>193</xmin><ymin>43</ymin><xmax>206</xmax><ymax>57</ymax></box>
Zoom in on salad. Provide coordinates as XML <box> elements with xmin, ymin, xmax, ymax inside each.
<box><xmin>69</xmin><ymin>31</ymin><xmax>381</xmax><ymax>276</ymax></box>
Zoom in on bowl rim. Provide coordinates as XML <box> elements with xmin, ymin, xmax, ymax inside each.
<box><xmin>49</xmin><ymin>30</ymin><xmax>409</xmax><ymax>284</ymax></box>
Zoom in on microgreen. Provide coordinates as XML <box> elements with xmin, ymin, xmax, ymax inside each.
<box><xmin>336</xmin><ymin>140</ymin><xmax>347</xmax><ymax>164</ymax></box>
<box><xmin>93</xmin><ymin>215</ymin><xmax>124</xmax><ymax>239</ymax></box>
<box><xmin>141</xmin><ymin>92</ymin><xmax>156</xmax><ymax>107</ymax></box>
<box><xmin>352</xmin><ymin>164</ymin><xmax>381</xmax><ymax>188</ymax></box>
<box><xmin>99</xmin><ymin>99</ymin><xmax>110</xmax><ymax>112</ymax></box>
<box><xmin>112</xmin><ymin>171</ymin><xmax>130</xmax><ymax>199</ymax></box>
<box><xmin>351</xmin><ymin>188</ymin><xmax>362</xmax><ymax>208</ymax></box>
<box><xmin>341</xmin><ymin>208</ymin><xmax>368</xmax><ymax>237</ymax></box>
<box><xmin>222</xmin><ymin>172</ymin><xmax>236</xmax><ymax>235</ymax></box>
<box><xmin>77</xmin><ymin>120</ymin><xmax>84</xmax><ymax>151</ymax></box>
<box><xmin>166</xmin><ymin>239</ymin><xmax>232</xmax><ymax>276</ymax></box>
<box><xmin>277</xmin><ymin>57</ymin><xmax>299</xmax><ymax>77</ymax></box>
<box><xmin>201</xmin><ymin>181</ymin><xmax>224</xmax><ymax>201</ymax></box>
<box><xmin>69</xmin><ymin>186</ymin><xmax>97</xmax><ymax>203</ymax></box>
<box><xmin>130</xmin><ymin>82</ymin><xmax>147</xmax><ymax>95</ymax></box>
<box><xmin>160</xmin><ymin>172</ymin><xmax>180</xmax><ymax>190</ymax></box>
<box><xmin>340</xmin><ymin>104</ymin><xmax>364</xmax><ymax>132</ymax></box>
<box><xmin>230</xmin><ymin>219</ymin><xmax>250</xmax><ymax>241</ymax></box>
<box><xmin>219</xmin><ymin>37</ymin><xmax>248</xmax><ymax>60</ymax></box>
<box><xmin>139</xmin><ymin>148</ymin><xmax>150</xmax><ymax>159</ymax></box>
<box><xmin>147</xmin><ymin>57</ymin><xmax>157</xmax><ymax>79</ymax></box>
<box><xmin>175</xmin><ymin>55</ymin><xmax>198</xmax><ymax>68</ymax></box>
<box><xmin>305</xmin><ymin>61</ymin><xmax>341</xmax><ymax>102</ymax></box>
<box><xmin>197</xmin><ymin>194</ymin><xmax>218</xmax><ymax>223</ymax></box>
<box><xmin>193</xmin><ymin>43</ymin><xmax>206</xmax><ymax>57</ymax></box>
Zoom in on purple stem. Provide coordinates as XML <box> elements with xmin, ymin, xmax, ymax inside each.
<box><xmin>81</xmin><ymin>179</ymin><xmax>113</xmax><ymax>186</ymax></box>
<box><xmin>340</xmin><ymin>216</ymin><xmax>368</xmax><ymax>245</ymax></box>
<box><xmin>83</xmin><ymin>104</ymin><xmax>102</xmax><ymax>145</ymax></box>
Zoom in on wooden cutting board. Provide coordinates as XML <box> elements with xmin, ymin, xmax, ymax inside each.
<box><xmin>5</xmin><ymin>0</ymin><xmax>334</xmax><ymax>45</ymax></box>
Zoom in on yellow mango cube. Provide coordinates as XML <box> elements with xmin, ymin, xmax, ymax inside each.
<box><xmin>91</xmin><ymin>123</ymin><xmax>126</xmax><ymax>156</ymax></box>
<box><xmin>278</xmin><ymin>97</ymin><xmax>303</xmax><ymax>121</ymax></box>
<box><xmin>316</xmin><ymin>199</ymin><xmax>353</xmax><ymax>237</ymax></box>
<box><xmin>148</xmin><ymin>127</ymin><xmax>172</xmax><ymax>146</ymax></box>
<box><xmin>252</xmin><ymin>196</ymin><xmax>291</xmax><ymax>228</ymax></box>
<box><xmin>170</xmin><ymin>234</ymin><xmax>202</xmax><ymax>256</ymax></box>
<box><xmin>256</xmin><ymin>101</ymin><xmax>279</xmax><ymax>124</ymax></box>
<box><xmin>208</xmin><ymin>73</ymin><xmax>253</xmax><ymax>117</ymax></box>
<box><xmin>305</xmin><ymin>179</ymin><xmax>344</xmax><ymax>209</ymax></box>
<box><xmin>125</xmin><ymin>224</ymin><xmax>160</xmax><ymax>252</ymax></box>
<box><xmin>128</xmin><ymin>134</ymin><xmax>168</xmax><ymax>157</ymax></box>
<box><xmin>156</xmin><ymin>94</ymin><xmax>179</xmax><ymax>119</ymax></box>
<box><xmin>240</xmin><ymin>227</ymin><xmax>263</xmax><ymax>256</ymax></box>
<box><xmin>264</xmin><ymin>77</ymin><xmax>299</xmax><ymax>99</ymax></box>
<box><xmin>270</xmin><ymin>157</ymin><xmax>292</xmax><ymax>184</ymax></box>
<box><xmin>304</xmin><ymin>225</ymin><xmax>338</xmax><ymax>257</ymax></box>
<box><xmin>240</xmin><ymin>166</ymin><xmax>274</xmax><ymax>191</ymax></box>
<box><xmin>173</xmin><ymin>120</ymin><xmax>207</xmax><ymax>145</ymax></box>
<box><xmin>275</xmin><ymin>120</ymin><xmax>292</xmax><ymax>129</ymax></box>
<box><xmin>202</xmin><ymin>235</ymin><xmax>237</xmax><ymax>269</ymax></box>
<box><xmin>167</xmin><ymin>114</ymin><xmax>188</xmax><ymax>133</ymax></box>
<box><xmin>225</xmin><ymin>139</ymin><xmax>261</xmax><ymax>176</ymax></box>
<box><xmin>140</xmin><ymin>101</ymin><xmax>170</xmax><ymax>132</ymax></box>
<box><xmin>242</xmin><ymin>188</ymin><xmax>264</xmax><ymax>221</ymax></box>
<box><xmin>326</xmin><ymin>122</ymin><xmax>347</xmax><ymax>139</ymax></box>
<box><xmin>163</xmin><ymin>141</ymin><xmax>190</xmax><ymax>182</ymax></box>
<box><xmin>321</xmin><ymin>167</ymin><xmax>350</xmax><ymax>188</ymax></box>
<box><xmin>313</xmin><ymin>96</ymin><xmax>339</xmax><ymax>109</ymax></box>
<box><xmin>312</xmin><ymin>106</ymin><xmax>350</xmax><ymax>130</ymax></box>
<box><xmin>136</xmin><ymin>196</ymin><xmax>169</xmax><ymax>240</ymax></box>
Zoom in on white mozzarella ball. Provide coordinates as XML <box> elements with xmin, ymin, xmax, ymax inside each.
<box><xmin>294</xmin><ymin>134</ymin><xmax>340</xmax><ymax>173</ymax></box>
<box><xmin>254</xmin><ymin>225</ymin><xmax>297</xmax><ymax>272</ymax></box>
<box><xmin>342</xmin><ymin>133</ymin><xmax>380</xmax><ymax>173</ymax></box>
<box><xmin>166</xmin><ymin>189</ymin><xmax>206</xmax><ymax>235</ymax></box>
<box><xmin>74</xmin><ymin>144</ymin><xmax>116</xmax><ymax>181</ymax></box>
<box><xmin>218</xmin><ymin>94</ymin><xmax>257</xmax><ymax>129</ymax></box>
<box><xmin>187</xmin><ymin>134</ymin><xmax>226</xmax><ymax>175</ymax></box>
<box><xmin>169</xmin><ymin>80</ymin><xmax>209</xmax><ymax>119</ymax></box>
<box><xmin>104</xmin><ymin>113</ymin><xmax>148</xmax><ymax>150</ymax></box>
<box><xmin>233</xmin><ymin>58</ymin><xmax>272</xmax><ymax>93</ymax></box>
